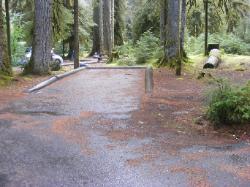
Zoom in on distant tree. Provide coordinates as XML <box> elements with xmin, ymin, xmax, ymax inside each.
<box><xmin>160</xmin><ymin>0</ymin><xmax>167</xmax><ymax>43</ymax></box>
<box><xmin>5</xmin><ymin>0</ymin><xmax>11</xmax><ymax>64</ymax></box>
<box><xmin>90</xmin><ymin>0</ymin><xmax>101</xmax><ymax>55</ymax></box>
<box><xmin>180</xmin><ymin>0</ymin><xmax>187</xmax><ymax>55</ymax></box>
<box><xmin>103</xmin><ymin>0</ymin><xmax>114</xmax><ymax>56</ymax></box>
<box><xmin>91</xmin><ymin>0</ymin><xmax>123</xmax><ymax>56</ymax></box>
<box><xmin>99</xmin><ymin>0</ymin><xmax>104</xmax><ymax>53</ymax></box>
<box><xmin>0</xmin><ymin>0</ymin><xmax>11</xmax><ymax>76</ymax></box>
<box><xmin>73</xmin><ymin>0</ymin><xmax>79</xmax><ymax>68</ymax></box>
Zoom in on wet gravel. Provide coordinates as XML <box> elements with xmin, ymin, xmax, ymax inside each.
<box><xmin>0</xmin><ymin>69</ymin><xmax>250</xmax><ymax>187</ymax></box>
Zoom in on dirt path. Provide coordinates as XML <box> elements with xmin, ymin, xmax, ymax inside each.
<box><xmin>0</xmin><ymin>68</ymin><xmax>249</xmax><ymax>186</ymax></box>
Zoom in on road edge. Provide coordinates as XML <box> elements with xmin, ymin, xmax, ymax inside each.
<box><xmin>27</xmin><ymin>67</ymin><xmax>86</xmax><ymax>93</ymax></box>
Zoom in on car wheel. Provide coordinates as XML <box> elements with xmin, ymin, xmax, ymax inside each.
<box><xmin>50</xmin><ymin>59</ymin><xmax>61</xmax><ymax>71</ymax></box>
<box><xmin>55</xmin><ymin>59</ymin><xmax>61</xmax><ymax>64</ymax></box>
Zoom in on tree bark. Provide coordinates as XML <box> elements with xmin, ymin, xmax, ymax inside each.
<box><xmin>27</xmin><ymin>0</ymin><xmax>52</xmax><ymax>75</ymax></box>
<box><xmin>103</xmin><ymin>0</ymin><xmax>114</xmax><ymax>57</ymax></box>
<box><xmin>74</xmin><ymin>0</ymin><xmax>79</xmax><ymax>69</ymax></box>
<box><xmin>63</xmin><ymin>0</ymin><xmax>74</xmax><ymax>59</ymax></box>
<box><xmin>166</xmin><ymin>0</ymin><xmax>180</xmax><ymax>59</ymax></box>
<box><xmin>67</xmin><ymin>36</ymin><xmax>74</xmax><ymax>60</ymax></box>
<box><xmin>0</xmin><ymin>0</ymin><xmax>11</xmax><ymax>75</ymax></box>
<box><xmin>99</xmin><ymin>0</ymin><xmax>104</xmax><ymax>54</ymax></box>
<box><xmin>162</xmin><ymin>0</ymin><xmax>182</xmax><ymax>76</ymax></box>
<box><xmin>160</xmin><ymin>0</ymin><xmax>167</xmax><ymax>44</ymax></box>
<box><xmin>180</xmin><ymin>0</ymin><xmax>186</xmax><ymax>53</ymax></box>
<box><xmin>111</xmin><ymin>0</ymin><xmax>114</xmax><ymax>49</ymax></box>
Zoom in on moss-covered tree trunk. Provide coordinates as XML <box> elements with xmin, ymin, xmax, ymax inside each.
<box><xmin>160</xmin><ymin>0</ymin><xmax>184</xmax><ymax>76</ymax></box>
<box><xmin>0</xmin><ymin>0</ymin><xmax>12</xmax><ymax>76</ymax></box>
<box><xmin>114</xmin><ymin>0</ymin><xmax>125</xmax><ymax>46</ymax></box>
<box><xmin>26</xmin><ymin>0</ymin><xmax>53</xmax><ymax>75</ymax></box>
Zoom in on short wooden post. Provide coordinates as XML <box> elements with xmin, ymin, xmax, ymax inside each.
<box><xmin>145</xmin><ymin>66</ymin><xmax>154</xmax><ymax>93</ymax></box>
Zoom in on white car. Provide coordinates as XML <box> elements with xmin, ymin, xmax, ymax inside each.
<box><xmin>21</xmin><ymin>47</ymin><xmax>64</xmax><ymax>65</ymax></box>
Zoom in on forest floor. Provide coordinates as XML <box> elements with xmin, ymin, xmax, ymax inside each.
<box><xmin>0</xmin><ymin>56</ymin><xmax>250</xmax><ymax>186</ymax></box>
<box><xmin>0</xmin><ymin>65</ymin><xmax>74</xmax><ymax>111</ymax></box>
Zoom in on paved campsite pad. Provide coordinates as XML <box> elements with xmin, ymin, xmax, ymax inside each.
<box><xmin>0</xmin><ymin>68</ymin><xmax>250</xmax><ymax>187</ymax></box>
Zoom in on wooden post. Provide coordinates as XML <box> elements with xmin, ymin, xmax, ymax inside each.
<box><xmin>145</xmin><ymin>66</ymin><xmax>154</xmax><ymax>93</ymax></box>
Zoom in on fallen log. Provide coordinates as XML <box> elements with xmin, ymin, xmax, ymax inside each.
<box><xmin>203</xmin><ymin>49</ymin><xmax>221</xmax><ymax>69</ymax></box>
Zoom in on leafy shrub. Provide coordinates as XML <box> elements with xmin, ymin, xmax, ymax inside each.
<box><xmin>134</xmin><ymin>31</ymin><xmax>161</xmax><ymax>64</ymax></box>
<box><xmin>116</xmin><ymin>41</ymin><xmax>136</xmax><ymax>57</ymax></box>
<box><xmin>207</xmin><ymin>80</ymin><xmax>250</xmax><ymax>125</ymax></box>
<box><xmin>113</xmin><ymin>42</ymin><xmax>136</xmax><ymax>66</ymax></box>
<box><xmin>114</xmin><ymin>31</ymin><xmax>161</xmax><ymax>65</ymax></box>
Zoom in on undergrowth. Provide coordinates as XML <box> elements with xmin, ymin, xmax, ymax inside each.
<box><xmin>186</xmin><ymin>33</ymin><xmax>250</xmax><ymax>55</ymax></box>
<box><xmin>207</xmin><ymin>79</ymin><xmax>250</xmax><ymax>125</ymax></box>
<box><xmin>112</xmin><ymin>31</ymin><xmax>161</xmax><ymax>66</ymax></box>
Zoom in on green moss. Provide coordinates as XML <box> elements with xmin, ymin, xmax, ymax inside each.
<box><xmin>0</xmin><ymin>71</ymin><xmax>13</xmax><ymax>87</ymax></box>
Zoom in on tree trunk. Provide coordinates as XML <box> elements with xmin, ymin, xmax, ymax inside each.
<box><xmin>180</xmin><ymin>0</ymin><xmax>186</xmax><ymax>54</ymax></box>
<box><xmin>162</xmin><ymin>0</ymin><xmax>182</xmax><ymax>76</ymax></box>
<box><xmin>64</xmin><ymin>0</ymin><xmax>74</xmax><ymax>59</ymax></box>
<box><xmin>67</xmin><ymin>36</ymin><xmax>74</xmax><ymax>60</ymax></box>
<box><xmin>114</xmin><ymin>0</ymin><xmax>124</xmax><ymax>46</ymax></box>
<box><xmin>0</xmin><ymin>0</ymin><xmax>11</xmax><ymax>75</ymax></box>
<box><xmin>5</xmin><ymin>0</ymin><xmax>11</xmax><ymax>64</ymax></box>
<box><xmin>111</xmin><ymin>0</ymin><xmax>114</xmax><ymax>49</ymax></box>
<box><xmin>90</xmin><ymin>0</ymin><xmax>101</xmax><ymax>56</ymax></box>
<box><xmin>160</xmin><ymin>0</ymin><xmax>167</xmax><ymax>44</ymax></box>
<box><xmin>27</xmin><ymin>0</ymin><xmax>52</xmax><ymax>75</ymax></box>
<box><xmin>99</xmin><ymin>0</ymin><xmax>104</xmax><ymax>54</ymax></box>
<box><xmin>103</xmin><ymin>0</ymin><xmax>114</xmax><ymax>57</ymax></box>
<box><xmin>74</xmin><ymin>0</ymin><xmax>79</xmax><ymax>69</ymax></box>
<box><xmin>166</xmin><ymin>0</ymin><xmax>180</xmax><ymax>59</ymax></box>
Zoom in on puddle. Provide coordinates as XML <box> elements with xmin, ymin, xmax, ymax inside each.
<box><xmin>14</xmin><ymin>111</ymin><xmax>62</xmax><ymax>116</ymax></box>
<box><xmin>0</xmin><ymin>173</ymin><xmax>9</xmax><ymax>187</ymax></box>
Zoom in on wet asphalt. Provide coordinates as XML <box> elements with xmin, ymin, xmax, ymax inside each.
<box><xmin>0</xmin><ymin>69</ymin><xmax>250</xmax><ymax>187</ymax></box>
